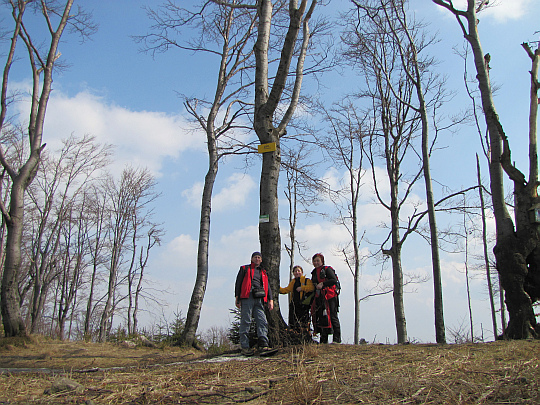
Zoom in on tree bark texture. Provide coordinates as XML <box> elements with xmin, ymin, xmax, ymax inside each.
<box><xmin>476</xmin><ymin>155</ymin><xmax>499</xmax><ymax>340</ymax></box>
<box><xmin>1</xmin><ymin>185</ymin><xmax>26</xmax><ymax>336</ymax></box>
<box><xmin>183</xmin><ymin>163</ymin><xmax>217</xmax><ymax>346</ymax></box>
<box><xmin>390</xmin><ymin>210</ymin><xmax>408</xmax><ymax>344</ymax></box>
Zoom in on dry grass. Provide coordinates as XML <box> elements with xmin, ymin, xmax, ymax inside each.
<box><xmin>0</xmin><ymin>337</ymin><xmax>539</xmax><ymax>404</ymax></box>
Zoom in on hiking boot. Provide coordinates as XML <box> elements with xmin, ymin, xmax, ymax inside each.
<box><xmin>258</xmin><ymin>346</ymin><xmax>278</xmax><ymax>357</ymax></box>
<box><xmin>241</xmin><ymin>348</ymin><xmax>255</xmax><ymax>356</ymax></box>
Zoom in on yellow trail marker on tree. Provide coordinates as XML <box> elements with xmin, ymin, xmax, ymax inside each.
<box><xmin>257</xmin><ymin>142</ymin><xmax>276</xmax><ymax>153</ymax></box>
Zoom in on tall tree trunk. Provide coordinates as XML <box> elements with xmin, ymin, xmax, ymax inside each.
<box><xmin>477</xmin><ymin>154</ymin><xmax>498</xmax><ymax>339</ymax></box>
<box><xmin>423</xmin><ymin>138</ymin><xmax>446</xmax><ymax>344</ymax></box>
<box><xmin>127</xmin><ymin>236</ymin><xmax>136</xmax><ymax>336</ymax></box>
<box><xmin>415</xmin><ymin>55</ymin><xmax>446</xmax><ymax>344</ymax></box>
<box><xmin>0</xmin><ymin>0</ymin><xmax>76</xmax><ymax>337</ymax></box>
<box><xmin>463</xmin><ymin>201</ymin><xmax>474</xmax><ymax>341</ymax></box>
<box><xmin>389</xmin><ymin>188</ymin><xmax>407</xmax><ymax>343</ymax></box>
<box><xmin>258</xmin><ymin>137</ymin><xmax>287</xmax><ymax>344</ymax></box>
<box><xmin>253</xmin><ymin>0</ymin><xmax>316</xmax><ymax>346</ymax></box>
<box><xmin>1</xmin><ymin>185</ymin><xmax>27</xmax><ymax>336</ymax></box>
<box><xmin>352</xmin><ymin>208</ymin><xmax>361</xmax><ymax>345</ymax></box>
<box><xmin>133</xmin><ymin>246</ymin><xmax>147</xmax><ymax>334</ymax></box>
<box><xmin>499</xmin><ymin>277</ymin><xmax>506</xmax><ymax>335</ymax></box>
<box><xmin>99</xmin><ymin>256</ymin><xmax>118</xmax><ymax>342</ymax></box>
<box><xmin>254</xmin><ymin>3</ymin><xmax>283</xmax><ymax>334</ymax></box>
<box><xmin>387</xmin><ymin>0</ymin><xmax>447</xmax><ymax>344</ymax></box>
<box><xmin>390</xmin><ymin>245</ymin><xmax>407</xmax><ymax>343</ymax></box>
<box><xmin>182</xmin><ymin>161</ymin><xmax>217</xmax><ymax>346</ymax></box>
<box><xmin>411</xmin><ymin>48</ymin><xmax>446</xmax><ymax>343</ymax></box>
<box><xmin>85</xmin><ymin>229</ymin><xmax>102</xmax><ymax>340</ymax></box>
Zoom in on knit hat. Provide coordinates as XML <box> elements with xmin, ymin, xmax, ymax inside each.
<box><xmin>251</xmin><ymin>251</ymin><xmax>262</xmax><ymax>258</ymax></box>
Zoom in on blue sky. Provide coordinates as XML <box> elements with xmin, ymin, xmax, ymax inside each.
<box><xmin>4</xmin><ymin>0</ymin><xmax>540</xmax><ymax>343</ymax></box>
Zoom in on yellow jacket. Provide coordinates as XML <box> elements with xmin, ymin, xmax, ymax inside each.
<box><xmin>279</xmin><ymin>275</ymin><xmax>315</xmax><ymax>302</ymax></box>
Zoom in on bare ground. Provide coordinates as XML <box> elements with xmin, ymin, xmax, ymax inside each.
<box><xmin>0</xmin><ymin>336</ymin><xmax>539</xmax><ymax>404</ymax></box>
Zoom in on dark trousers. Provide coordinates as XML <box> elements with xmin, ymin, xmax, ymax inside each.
<box><xmin>320</xmin><ymin>297</ymin><xmax>341</xmax><ymax>344</ymax></box>
<box><xmin>289</xmin><ymin>302</ymin><xmax>310</xmax><ymax>331</ymax></box>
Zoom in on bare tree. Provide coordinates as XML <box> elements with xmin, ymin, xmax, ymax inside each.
<box><xmin>252</xmin><ymin>0</ymin><xmax>320</xmax><ymax>344</ymax></box>
<box><xmin>98</xmin><ymin>167</ymin><xmax>160</xmax><ymax>342</ymax></box>
<box><xmin>0</xmin><ymin>0</ymin><xmax>95</xmax><ymax>336</ymax></box>
<box><xmin>476</xmin><ymin>154</ymin><xmax>499</xmax><ymax>339</ymax></box>
<box><xmin>320</xmin><ymin>98</ymin><xmax>367</xmax><ymax>344</ymax></box>
<box><xmin>282</xmin><ymin>144</ymin><xmax>325</xmax><ymax>273</ymax></box>
<box><xmin>344</xmin><ymin>0</ymin><xmax>457</xmax><ymax>343</ymax></box>
<box><xmin>462</xmin><ymin>195</ymin><xmax>475</xmax><ymax>340</ymax></box>
<box><xmin>138</xmin><ymin>1</ymin><xmax>257</xmax><ymax>347</ymax></box>
<box><xmin>17</xmin><ymin>154</ymin><xmax>162</xmax><ymax>341</ymax></box>
<box><xmin>434</xmin><ymin>0</ymin><xmax>540</xmax><ymax>339</ymax></box>
<box><xmin>343</xmin><ymin>0</ymin><xmax>432</xmax><ymax>343</ymax></box>
<box><xmin>132</xmin><ymin>226</ymin><xmax>163</xmax><ymax>334</ymax></box>
<box><xmin>388</xmin><ymin>0</ymin><xmax>447</xmax><ymax>344</ymax></box>
<box><xmin>83</xmin><ymin>184</ymin><xmax>109</xmax><ymax>340</ymax></box>
<box><xmin>25</xmin><ymin>135</ymin><xmax>111</xmax><ymax>334</ymax></box>
<box><xmin>463</xmin><ymin>48</ymin><xmax>500</xmax><ymax>340</ymax></box>
<box><xmin>125</xmin><ymin>205</ymin><xmax>163</xmax><ymax>336</ymax></box>
<box><xmin>207</xmin><ymin>0</ymin><xmax>326</xmax><ymax>344</ymax></box>
<box><xmin>55</xmin><ymin>199</ymin><xmax>89</xmax><ymax>340</ymax></box>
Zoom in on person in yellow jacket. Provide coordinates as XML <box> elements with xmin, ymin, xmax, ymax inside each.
<box><xmin>280</xmin><ymin>265</ymin><xmax>315</xmax><ymax>335</ymax></box>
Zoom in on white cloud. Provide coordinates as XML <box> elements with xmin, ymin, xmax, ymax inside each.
<box><xmin>182</xmin><ymin>173</ymin><xmax>256</xmax><ymax>212</ymax></box>
<box><xmin>24</xmin><ymin>88</ymin><xmax>205</xmax><ymax>177</ymax></box>
<box><xmin>157</xmin><ymin>234</ymin><xmax>198</xmax><ymax>279</ymax></box>
<box><xmin>182</xmin><ymin>181</ymin><xmax>204</xmax><ymax>208</ymax></box>
<box><xmin>212</xmin><ymin>173</ymin><xmax>256</xmax><ymax>212</ymax></box>
<box><xmin>294</xmin><ymin>223</ymin><xmax>349</xmax><ymax>254</ymax></box>
<box><xmin>215</xmin><ymin>225</ymin><xmax>260</xmax><ymax>265</ymax></box>
<box><xmin>320</xmin><ymin>165</ymin><xmax>424</xmax><ymax>230</ymax></box>
<box><xmin>435</xmin><ymin>0</ymin><xmax>534</xmax><ymax>22</ymax></box>
<box><xmin>480</xmin><ymin>0</ymin><xmax>533</xmax><ymax>21</ymax></box>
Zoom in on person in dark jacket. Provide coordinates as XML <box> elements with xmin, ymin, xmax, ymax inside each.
<box><xmin>311</xmin><ymin>252</ymin><xmax>341</xmax><ymax>344</ymax></box>
<box><xmin>235</xmin><ymin>251</ymin><xmax>274</xmax><ymax>355</ymax></box>
<box><xmin>279</xmin><ymin>265</ymin><xmax>314</xmax><ymax>335</ymax></box>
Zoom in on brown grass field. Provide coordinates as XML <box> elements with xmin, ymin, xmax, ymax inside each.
<box><xmin>0</xmin><ymin>336</ymin><xmax>539</xmax><ymax>404</ymax></box>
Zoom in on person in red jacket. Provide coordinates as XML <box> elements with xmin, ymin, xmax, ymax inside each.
<box><xmin>235</xmin><ymin>252</ymin><xmax>274</xmax><ymax>355</ymax></box>
<box><xmin>311</xmin><ymin>252</ymin><xmax>341</xmax><ymax>344</ymax></box>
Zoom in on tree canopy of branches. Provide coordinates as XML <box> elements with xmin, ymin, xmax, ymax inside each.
<box><xmin>342</xmin><ymin>0</ymin><xmax>436</xmax><ymax>343</ymax></box>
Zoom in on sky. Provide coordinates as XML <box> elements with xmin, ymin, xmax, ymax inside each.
<box><xmin>2</xmin><ymin>0</ymin><xmax>540</xmax><ymax>344</ymax></box>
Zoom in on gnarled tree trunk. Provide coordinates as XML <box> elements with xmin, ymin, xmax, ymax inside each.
<box><xmin>433</xmin><ymin>0</ymin><xmax>539</xmax><ymax>339</ymax></box>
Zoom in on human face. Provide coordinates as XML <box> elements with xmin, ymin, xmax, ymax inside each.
<box><xmin>312</xmin><ymin>256</ymin><xmax>323</xmax><ymax>268</ymax></box>
<box><xmin>251</xmin><ymin>254</ymin><xmax>262</xmax><ymax>266</ymax></box>
<box><xmin>292</xmin><ymin>267</ymin><xmax>303</xmax><ymax>278</ymax></box>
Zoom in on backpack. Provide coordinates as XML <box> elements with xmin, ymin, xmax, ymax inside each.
<box><xmin>299</xmin><ymin>276</ymin><xmax>315</xmax><ymax>306</ymax></box>
<box><xmin>320</xmin><ymin>266</ymin><xmax>341</xmax><ymax>295</ymax></box>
